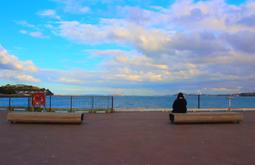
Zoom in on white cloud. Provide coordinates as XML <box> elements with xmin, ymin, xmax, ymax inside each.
<box><xmin>0</xmin><ymin>46</ymin><xmax>40</xmax><ymax>83</ymax></box>
<box><xmin>115</xmin><ymin>0</ymin><xmax>255</xmax><ymax>33</ymax></box>
<box><xmin>92</xmin><ymin>50</ymin><xmax>170</xmax><ymax>81</ymax></box>
<box><xmin>59</xmin><ymin>20</ymin><xmax>171</xmax><ymax>54</ymax></box>
<box><xmin>59</xmin><ymin>21</ymin><xmax>109</xmax><ymax>43</ymax></box>
<box><xmin>16</xmin><ymin>20</ymin><xmax>36</xmax><ymax>28</ymax></box>
<box><xmin>206</xmin><ymin>87</ymin><xmax>242</xmax><ymax>94</ymax></box>
<box><xmin>53</xmin><ymin>0</ymin><xmax>90</xmax><ymax>14</ymax></box>
<box><xmin>58</xmin><ymin>77</ymin><xmax>83</xmax><ymax>84</ymax></box>
<box><xmin>36</xmin><ymin>0</ymin><xmax>255</xmax><ymax>94</ymax></box>
<box><xmin>74</xmin><ymin>49</ymin><xmax>200</xmax><ymax>83</ymax></box>
<box><xmin>0</xmin><ymin>71</ymin><xmax>40</xmax><ymax>83</ymax></box>
<box><xmin>19</xmin><ymin>30</ymin><xmax>27</xmax><ymax>34</ymax></box>
<box><xmin>19</xmin><ymin>30</ymin><xmax>47</xmax><ymax>39</ymax></box>
<box><xmin>0</xmin><ymin>46</ymin><xmax>38</xmax><ymax>72</ymax></box>
<box><xmin>77</xmin><ymin>6</ymin><xmax>90</xmax><ymax>13</ymax></box>
<box><xmin>113</xmin><ymin>68</ymin><xmax>167</xmax><ymax>82</ymax></box>
<box><xmin>224</xmin><ymin>31</ymin><xmax>255</xmax><ymax>53</ymax></box>
<box><xmin>88</xmin><ymin>49</ymin><xmax>127</xmax><ymax>57</ymax></box>
<box><xmin>16</xmin><ymin>74</ymin><xmax>40</xmax><ymax>83</ymax></box>
<box><xmin>38</xmin><ymin>9</ymin><xmax>61</xmax><ymax>20</ymax></box>
<box><xmin>16</xmin><ymin>20</ymin><xmax>47</xmax><ymax>39</ymax></box>
<box><xmin>30</xmin><ymin>31</ymin><xmax>46</xmax><ymax>38</ymax></box>
<box><xmin>110</xmin><ymin>24</ymin><xmax>171</xmax><ymax>54</ymax></box>
<box><xmin>52</xmin><ymin>85</ymin><xmax>156</xmax><ymax>95</ymax></box>
<box><xmin>39</xmin><ymin>9</ymin><xmax>56</xmax><ymax>16</ymax></box>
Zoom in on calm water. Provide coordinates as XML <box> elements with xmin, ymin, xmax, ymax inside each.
<box><xmin>114</xmin><ymin>96</ymin><xmax>255</xmax><ymax>109</ymax></box>
<box><xmin>0</xmin><ymin>95</ymin><xmax>255</xmax><ymax>110</ymax></box>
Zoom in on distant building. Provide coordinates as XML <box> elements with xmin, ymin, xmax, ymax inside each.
<box><xmin>16</xmin><ymin>91</ymin><xmax>41</xmax><ymax>94</ymax></box>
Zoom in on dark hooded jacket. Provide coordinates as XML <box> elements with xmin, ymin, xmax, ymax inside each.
<box><xmin>172</xmin><ymin>93</ymin><xmax>187</xmax><ymax>113</ymax></box>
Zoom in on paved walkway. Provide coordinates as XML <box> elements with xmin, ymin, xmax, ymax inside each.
<box><xmin>0</xmin><ymin>111</ymin><xmax>255</xmax><ymax>165</ymax></box>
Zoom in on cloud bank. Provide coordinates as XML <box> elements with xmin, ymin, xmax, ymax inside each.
<box><xmin>0</xmin><ymin>46</ymin><xmax>40</xmax><ymax>83</ymax></box>
<box><xmin>48</xmin><ymin>0</ymin><xmax>255</xmax><ymax>94</ymax></box>
<box><xmin>5</xmin><ymin>0</ymin><xmax>255</xmax><ymax>95</ymax></box>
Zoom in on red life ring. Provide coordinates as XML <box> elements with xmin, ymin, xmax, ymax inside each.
<box><xmin>32</xmin><ymin>93</ymin><xmax>46</xmax><ymax>106</ymax></box>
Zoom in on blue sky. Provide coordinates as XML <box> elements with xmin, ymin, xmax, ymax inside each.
<box><xmin>0</xmin><ymin>0</ymin><xmax>254</xmax><ymax>95</ymax></box>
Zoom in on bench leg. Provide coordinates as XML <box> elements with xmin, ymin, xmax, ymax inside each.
<box><xmin>169</xmin><ymin>114</ymin><xmax>175</xmax><ymax>123</ymax></box>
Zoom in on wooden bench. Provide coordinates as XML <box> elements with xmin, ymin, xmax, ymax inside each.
<box><xmin>169</xmin><ymin>112</ymin><xmax>243</xmax><ymax>124</ymax></box>
<box><xmin>7</xmin><ymin>112</ymin><xmax>84</xmax><ymax>124</ymax></box>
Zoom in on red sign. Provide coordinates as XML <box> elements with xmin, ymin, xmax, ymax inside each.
<box><xmin>32</xmin><ymin>93</ymin><xmax>46</xmax><ymax>106</ymax></box>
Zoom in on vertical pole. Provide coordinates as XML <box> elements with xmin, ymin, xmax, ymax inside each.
<box><xmin>27</xmin><ymin>96</ymin><xmax>30</xmax><ymax>111</ymax></box>
<box><xmin>8</xmin><ymin>97</ymin><xmax>11</xmax><ymax>111</ymax></box>
<box><xmin>49</xmin><ymin>95</ymin><xmax>52</xmax><ymax>112</ymax></box>
<box><xmin>43</xmin><ymin>91</ymin><xmax>46</xmax><ymax>112</ymax></box>
<box><xmin>70</xmin><ymin>96</ymin><xmax>73</xmax><ymax>112</ymax></box>
<box><xmin>228</xmin><ymin>97</ymin><xmax>232</xmax><ymax>111</ymax></box>
<box><xmin>198</xmin><ymin>94</ymin><xmax>200</xmax><ymax>109</ymax></box>
<box><xmin>92</xmin><ymin>96</ymin><xmax>94</xmax><ymax>110</ymax></box>
<box><xmin>111</xmin><ymin>96</ymin><xmax>114</xmax><ymax>112</ymax></box>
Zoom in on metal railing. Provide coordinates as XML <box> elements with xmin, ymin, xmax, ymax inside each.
<box><xmin>0</xmin><ymin>95</ymin><xmax>114</xmax><ymax>112</ymax></box>
<box><xmin>1</xmin><ymin>94</ymin><xmax>255</xmax><ymax>111</ymax></box>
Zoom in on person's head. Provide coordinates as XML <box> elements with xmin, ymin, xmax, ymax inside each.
<box><xmin>177</xmin><ymin>92</ymin><xmax>184</xmax><ymax>99</ymax></box>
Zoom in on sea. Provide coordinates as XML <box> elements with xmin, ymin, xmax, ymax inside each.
<box><xmin>0</xmin><ymin>95</ymin><xmax>255</xmax><ymax>110</ymax></box>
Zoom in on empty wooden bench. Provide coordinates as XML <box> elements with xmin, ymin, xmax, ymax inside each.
<box><xmin>169</xmin><ymin>112</ymin><xmax>243</xmax><ymax>124</ymax></box>
<box><xmin>7</xmin><ymin>112</ymin><xmax>84</xmax><ymax>124</ymax></box>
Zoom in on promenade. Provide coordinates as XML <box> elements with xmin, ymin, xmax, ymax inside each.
<box><xmin>0</xmin><ymin>111</ymin><xmax>255</xmax><ymax>165</ymax></box>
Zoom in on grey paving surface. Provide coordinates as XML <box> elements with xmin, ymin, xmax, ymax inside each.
<box><xmin>0</xmin><ymin>111</ymin><xmax>255</xmax><ymax>165</ymax></box>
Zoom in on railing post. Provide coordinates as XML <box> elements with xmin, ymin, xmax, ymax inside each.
<box><xmin>27</xmin><ymin>96</ymin><xmax>30</xmax><ymax>111</ymax></box>
<box><xmin>111</xmin><ymin>96</ymin><xmax>114</xmax><ymax>112</ymax></box>
<box><xmin>8</xmin><ymin>97</ymin><xmax>11</xmax><ymax>111</ymax></box>
<box><xmin>197</xmin><ymin>94</ymin><xmax>200</xmax><ymax>109</ymax></box>
<box><xmin>49</xmin><ymin>95</ymin><xmax>52</xmax><ymax>112</ymax></box>
<box><xmin>92</xmin><ymin>96</ymin><xmax>94</xmax><ymax>109</ymax></box>
<box><xmin>228</xmin><ymin>96</ymin><xmax>233</xmax><ymax>111</ymax></box>
<box><xmin>70</xmin><ymin>96</ymin><xmax>73</xmax><ymax>112</ymax></box>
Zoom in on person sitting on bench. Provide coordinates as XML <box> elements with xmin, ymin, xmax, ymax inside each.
<box><xmin>172</xmin><ymin>92</ymin><xmax>187</xmax><ymax>113</ymax></box>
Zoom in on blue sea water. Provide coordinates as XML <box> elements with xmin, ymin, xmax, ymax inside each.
<box><xmin>0</xmin><ymin>95</ymin><xmax>255</xmax><ymax>110</ymax></box>
<box><xmin>114</xmin><ymin>96</ymin><xmax>255</xmax><ymax>109</ymax></box>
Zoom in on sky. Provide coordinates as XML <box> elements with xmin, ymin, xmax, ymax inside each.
<box><xmin>0</xmin><ymin>0</ymin><xmax>255</xmax><ymax>95</ymax></box>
